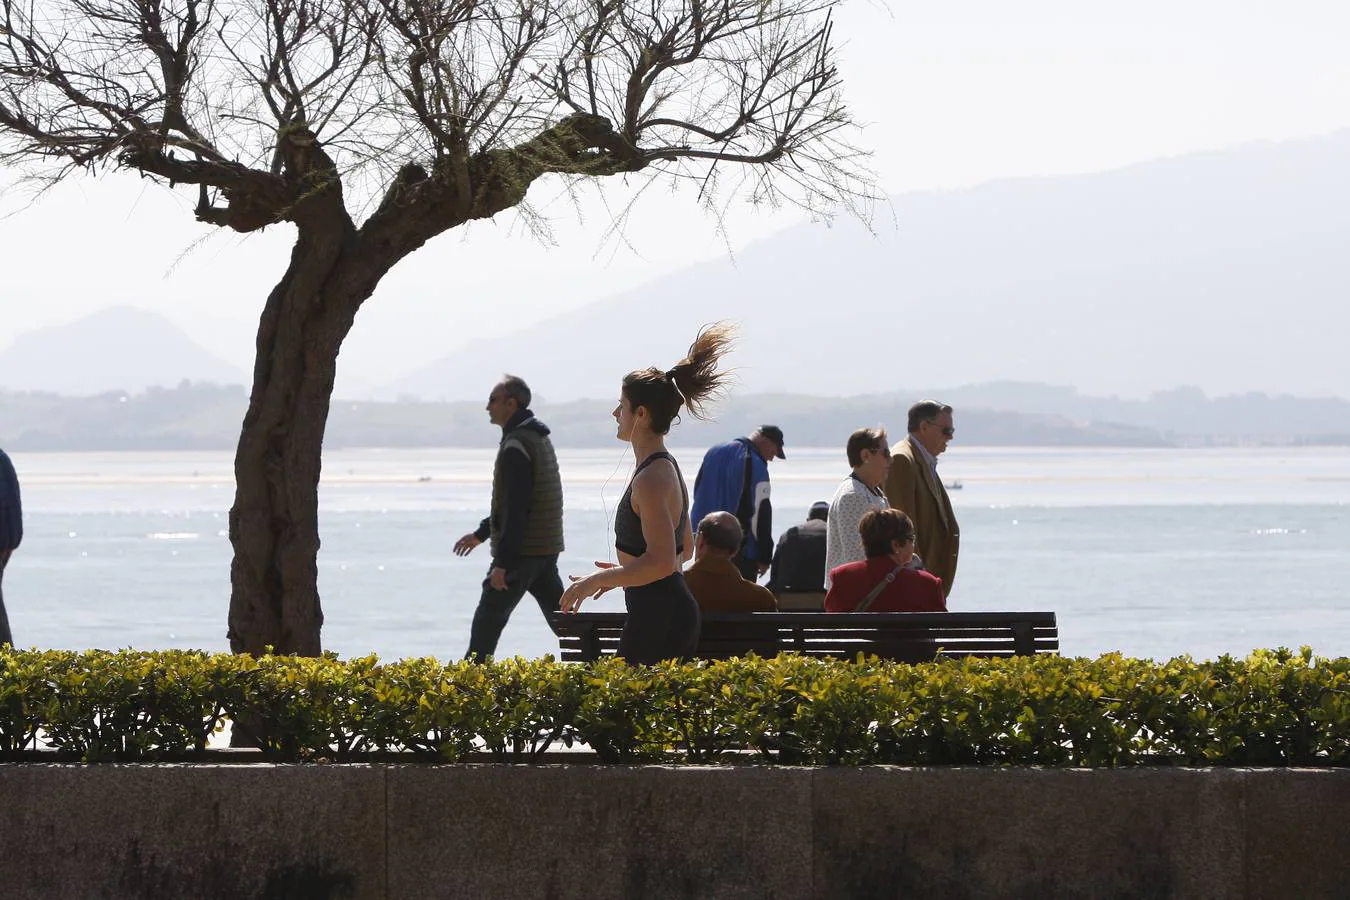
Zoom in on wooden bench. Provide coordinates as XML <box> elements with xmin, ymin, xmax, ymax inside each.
<box><xmin>772</xmin><ymin>591</ymin><xmax>825</xmax><ymax>611</ymax></box>
<box><xmin>551</xmin><ymin>611</ymin><xmax>1058</xmax><ymax>663</ymax></box>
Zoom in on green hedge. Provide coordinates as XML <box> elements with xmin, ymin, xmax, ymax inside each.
<box><xmin>1</xmin><ymin>648</ymin><xmax>1348</xmax><ymax>765</ymax></box>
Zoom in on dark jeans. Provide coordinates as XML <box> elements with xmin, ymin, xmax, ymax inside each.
<box><xmin>0</xmin><ymin>552</ymin><xmax>11</xmax><ymax>647</ymax></box>
<box><xmin>733</xmin><ymin>554</ymin><xmax>761</xmax><ymax>582</ymax></box>
<box><xmin>464</xmin><ymin>554</ymin><xmax>563</xmax><ymax>661</ymax></box>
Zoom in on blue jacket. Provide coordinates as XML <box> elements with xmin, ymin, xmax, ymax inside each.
<box><xmin>692</xmin><ymin>438</ymin><xmax>773</xmax><ymax>564</ymax></box>
<box><xmin>0</xmin><ymin>449</ymin><xmax>21</xmax><ymax>553</ymax></box>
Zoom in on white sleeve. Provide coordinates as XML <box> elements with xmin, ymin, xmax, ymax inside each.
<box><xmin>839</xmin><ymin>492</ymin><xmax>870</xmax><ymax>567</ymax></box>
<box><xmin>825</xmin><ymin>489</ymin><xmax>871</xmax><ymax>588</ymax></box>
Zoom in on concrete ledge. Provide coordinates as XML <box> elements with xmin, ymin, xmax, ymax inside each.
<box><xmin>1</xmin><ymin>765</ymin><xmax>1347</xmax><ymax>899</ymax></box>
<box><xmin>1243</xmin><ymin>768</ymin><xmax>1350</xmax><ymax>898</ymax></box>
<box><xmin>0</xmin><ymin>764</ymin><xmax>386</xmax><ymax>900</ymax></box>
<box><xmin>388</xmin><ymin>766</ymin><xmax>813</xmax><ymax>900</ymax></box>
<box><xmin>813</xmin><ymin>767</ymin><xmax>1246</xmax><ymax>900</ymax></box>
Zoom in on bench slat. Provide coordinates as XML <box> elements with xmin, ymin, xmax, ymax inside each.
<box><xmin>551</xmin><ymin>610</ymin><xmax>1058</xmax><ymax>662</ymax></box>
<box><xmin>558</xmin><ymin>646</ymin><xmax>1059</xmax><ymax>663</ymax></box>
<box><xmin>747</xmin><ymin>628</ymin><xmax>1044</xmax><ymax>640</ymax></box>
<box><xmin>558</xmin><ymin>612</ymin><xmax>1057</xmax><ymax>626</ymax></box>
<box><xmin>558</xmin><ymin>635</ymin><xmax>1061</xmax><ymax>646</ymax></box>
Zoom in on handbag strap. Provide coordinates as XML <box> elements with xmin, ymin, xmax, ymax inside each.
<box><xmin>855</xmin><ymin>563</ymin><xmax>905</xmax><ymax>612</ymax></box>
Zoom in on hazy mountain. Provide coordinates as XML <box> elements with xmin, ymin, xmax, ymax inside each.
<box><xmin>0</xmin><ymin>383</ymin><xmax>1168</xmax><ymax>451</ymax></box>
<box><xmin>385</xmin><ymin>130</ymin><xmax>1350</xmax><ymax>403</ymax></box>
<box><xmin>930</xmin><ymin>382</ymin><xmax>1350</xmax><ymax>439</ymax></box>
<box><xmin>6</xmin><ymin>381</ymin><xmax>1350</xmax><ymax>452</ymax></box>
<box><xmin>0</xmin><ymin>306</ymin><xmax>247</xmax><ymax>396</ymax></box>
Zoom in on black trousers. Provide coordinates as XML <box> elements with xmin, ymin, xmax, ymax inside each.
<box><xmin>0</xmin><ymin>552</ymin><xmax>11</xmax><ymax>647</ymax></box>
<box><xmin>618</xmin><ymin>571</ymin><xmax>701</xmax><ymax>665</ymax></box>
<box><xmin>464</xmin><ymin>554</ymin><xmax>563</xmax><ymax>661</ymax></box>
<box><xmin>733</xmin><ymin>553</ymin><xmax>761</xmax><ymax>582</ymax></box>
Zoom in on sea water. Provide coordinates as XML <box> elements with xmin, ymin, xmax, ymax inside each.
<box><xmin>6</xmin><ymin>446</ymin><xmax>1349</xmax><ymax>661</ymax></box>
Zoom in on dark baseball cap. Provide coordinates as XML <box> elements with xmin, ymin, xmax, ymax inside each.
<box><xmin>808</xmin><ymin>501</ymin><xmax>829</xmax><ymax>521</ymax></box>
<box><xmin>759</xmin><ymin>425</ymin><xmax>786</xmax><ymax>459</ymax></box>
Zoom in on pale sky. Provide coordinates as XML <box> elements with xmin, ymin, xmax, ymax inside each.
<box><xmin>3</xmin><ymin>0</ymin><xmax>1349</xmax><ymax>396</ymax></box>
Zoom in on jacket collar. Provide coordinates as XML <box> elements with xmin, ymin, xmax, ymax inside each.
<box><xmin>864</xmin><ymin>554</ymin><xmax>906</xmax><ymax>574</ymax></box>
<box><xmin>908</xmin><ymin>432</ymin><xmax>939</xmax><ymax>470</ymax></box>
<box><xmin>737</xmin><ymin>436</ymin><xmax>766</xmax><ymax>462</ymax></box>
<box><xmin>905</xmin><ymin>436</ymin><xmax>950</xmax><ymax>528</ymax></box>
<box><xmin>688</xmin><ymin>554</ymin><xmax>745</xmax><ymax>578</ymax></box>
<box><xmin>501</xmin><ymin>408</ymin><xmax>535</xmax><ymax>436</ymax></box>
<box><xmin>850</xmin><ymin>469</ymin><xmax>884</xmax><ymax>496</ymax></box>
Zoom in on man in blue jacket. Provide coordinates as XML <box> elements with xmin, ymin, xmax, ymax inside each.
<box><xmin>0</xmin><ymin>448</ymin><xmax>21</xmax><ymax>647</ymax></box>
<box><xmin>691</xmin><ymin>425</ymin><xmax>785</xmax><ymax>581</ymax></box>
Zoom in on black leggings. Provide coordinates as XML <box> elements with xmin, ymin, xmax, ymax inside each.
<box><xmin>0</xmin><ymin>553</ymin><xmax>10</xmax><ymax>647</ymax></box>
<box><xmin>618</xmin><ymin>571</ymin><xmax>701</xmax><ymax>665</ymax></box>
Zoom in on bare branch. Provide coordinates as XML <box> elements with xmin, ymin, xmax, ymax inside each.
<box><xmin>3</xmin><ymin>0</ymin><xmax>873</xmax><ymax>242</ymax></box>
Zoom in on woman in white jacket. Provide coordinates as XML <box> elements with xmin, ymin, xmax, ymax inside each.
<box><xmin>824</xmin><ymin>428</ymin><xmax>892</xmax><ymax>589</ymax></box>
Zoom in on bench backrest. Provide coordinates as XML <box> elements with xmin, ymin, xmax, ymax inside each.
<box><xmin>552</xmin><ymin>611</ymin><xmax>1058</xmax><ymax>663</ymax></box>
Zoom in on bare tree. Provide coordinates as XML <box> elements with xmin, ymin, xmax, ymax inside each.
<box><xmin>1</xmin><ymin>0</ymin><xmax>871</xmax><ymax>656</ymax></box>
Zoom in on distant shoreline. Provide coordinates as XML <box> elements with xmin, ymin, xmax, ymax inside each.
<box><xmin>15</xmin><ymin>443</ymin><xmax>1350</xmax><ymax>490</ymax></box>
<box><xmin>6</xmin><ymin>382</ymin><xmax>1350</xmax><ymax>452</ymax></box>
<box><xmin>8</xmin><ymin>438</ymin><xmax>1350</xmax><ymax>453</ymax></box>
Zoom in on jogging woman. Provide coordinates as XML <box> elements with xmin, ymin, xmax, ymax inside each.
<box><xmin>558</xmin><ymin>323</ymin><xmax>735</xmax><ymax>663</ymax></box>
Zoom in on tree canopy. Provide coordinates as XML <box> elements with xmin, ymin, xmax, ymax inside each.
<box><xmin>1</xmin><ymin>0</ymin><xmax>871</xmax><ymax>659</ymax></box>
<box><xmin>2</xmin><ymin>0</ymin><xmax>870</xmax><ymax>237</ymax></box>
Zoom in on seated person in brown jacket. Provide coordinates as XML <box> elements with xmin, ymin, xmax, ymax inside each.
<box><xmin>684</xmin><ymin>511</ymin><xmax>778</xmax><ymax>613</ymax></box>
<box><xmin>824</xmin><ymin>509</ymin><xmax>946</xmax><ymax>613</ymax></box>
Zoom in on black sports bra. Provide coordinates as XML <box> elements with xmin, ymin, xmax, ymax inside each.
<box><xmin>614</xmin><ymin>452</ymin><xmax>689</xmax><ymax>557</ymax></box>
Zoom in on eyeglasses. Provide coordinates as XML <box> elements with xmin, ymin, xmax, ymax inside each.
<box><xmin>924</xmin><ymin>420</ymin><xmax>954</xmax><ymax>438</ymax></box>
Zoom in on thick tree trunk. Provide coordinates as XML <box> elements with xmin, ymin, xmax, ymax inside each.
<box><xmin>225</xmin><ymin>226</ymin><xmax>385</xmax><ymax>657</ymax></box>
<box><xmin>220</xmin><ymin>130</ymin><xmax>555</xmax><ymax>660</ymax></box>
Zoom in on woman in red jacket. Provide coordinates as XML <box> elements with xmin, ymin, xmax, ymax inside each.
<box><xmin>824</xmin><ymin>508</ymin><xmax>946</xmax><ymax>613</ymax></box>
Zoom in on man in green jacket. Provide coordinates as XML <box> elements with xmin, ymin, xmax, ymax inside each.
<box><xmin>454</xmin><ymin>376</ymin><xmax>565</xmax><ymax>660</ymax></box>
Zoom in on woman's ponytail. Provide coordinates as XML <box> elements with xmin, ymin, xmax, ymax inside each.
<box><xmin>666</xmin><ymin>322</ymin><xmax>737</xmax><ymax>421</ymax></box>
<box><xmin>622</xmin><ymin>322</ymin><xmax>737</xmax><ymax>434</ymax></box>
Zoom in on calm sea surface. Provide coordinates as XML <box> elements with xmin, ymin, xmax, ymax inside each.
<box><xmin>6</xmin><ymin>446</ymin><xmax>1349</xmax><ymax>661</ymax></box>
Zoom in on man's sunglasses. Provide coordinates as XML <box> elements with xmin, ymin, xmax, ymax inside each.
<box><xmin>925</xmin><ymin>420</ymin><xmax>955</xmax><ymax>438</ymax></box>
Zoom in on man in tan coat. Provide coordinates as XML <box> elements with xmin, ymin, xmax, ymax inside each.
<box><xmin>684</xmin><ymin>512</ymin><xmax>778</xmax><ymax>613</ymax></box>
<box><xmin>885</xmin><ymin>401</ymin><xmax>960</xmax><ymax>598</ymax></box>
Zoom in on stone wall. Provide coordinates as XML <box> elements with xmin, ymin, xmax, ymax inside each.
<box><xmin>1</xmin><ymin>765</ymin><xmax>1346</xmax><ymax>899</ymax></box>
